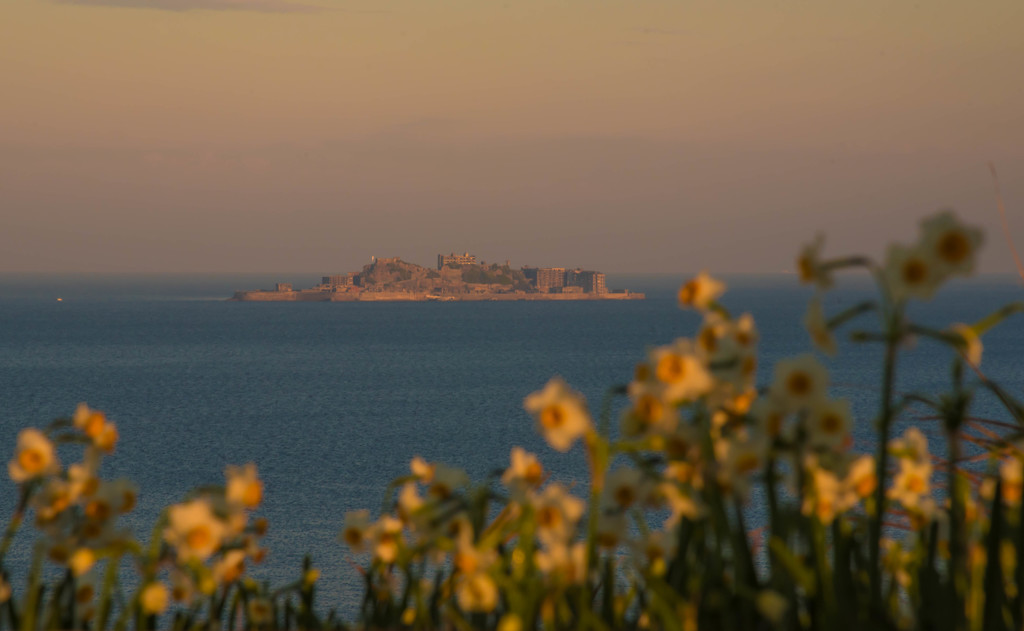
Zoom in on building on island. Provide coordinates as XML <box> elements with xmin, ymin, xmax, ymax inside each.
<box><xmin>321</xmin><ymin>274</ymin><xmax>356</xmax><ymax>290</ymax></box>
<box><xmin>567</xmin><ymin>269</ymin><xmax>607</xmax><ymax>294</ymax></box>
<box><xmin>438</xmin><ymin>252</ymin><xmax>478</xmax><ymax>270</ymax></box>
<box><xmin>275</xmin><ymin>283</ymin><xmax>292</xmax><ymax>292</ymax></box>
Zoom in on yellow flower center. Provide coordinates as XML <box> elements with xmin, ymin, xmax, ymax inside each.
<box><xmin>85</xmin><ymin>499</ymin><xmax>111</xmax><ymax>522</ymax></box>
<box><xmin>186</xmin><ymin>525</ymin><xmax>213</xmax><ymax>552</ymax></box>
<box><xmin>83</xmin><ymin>413</ymin><xmax>106</xmax><ymax>438</ymax></box>
<box><xmin>699</xmin><ymin>328</ymin><xmax>718</xmax><ymax>353</ymax></box>
<box><xmin>243</xmin><ymin>481</ymin><xmax>263</xmax><ymax>508</ymax></box>
<box><xmin>736</xmin><ymin>330</ymin><xmax>753</xmax><ymax>347</ymax></box>
<box><xmin>938</xmin><ymin>231</ymin><xmax>969</xmax><ymax>264</ymax></box>
<box><xmin>906</xmin><ymin>474</ymin><xmax>926</xmax><ymax>495</ymax></box>
<box><xmin>537</xmin><ymin>506</ymin><xmax>561</xmax><ymax>529</ymax></box>
<box><xmin>18</xmin><ymin>448</ymin><xmax>46</xmax><ymax>475</ymax></box>
<box><xmin>678</xmin><ymin>281</ymin><xmax>698</xmax><ymax>305</ymax></box>
<box><xmin>741</xmin><ymin>355</ymin><xmax>757</xmax><ymax>377</ymax></box>
<box><xmin>596</xmin><ymin>531</ymin><xmax>619</xmax><ymax>548</ymax></box>
<box><xmin>786</xmin><ymin>371</ymin><xmax>812</xmax><ymax>397</ymax></box>
<box><xmin>902</xmin><ymin>259</ymin><xmax>927</xmax><ymax>285</ymax></box>
<box><xmin>455</xmin><ymin>552</ymin><xmax>478</xmax><ymax>574</ymax></box>
<box><xmin>635</xmin><ymin>394</ymin><xmax>662</xmax><ymax>426</ymax></box>
<box><xmin>855</xmin><ymin>474</ymin><xmax>877</xmax><ymax>498</ymax></box>
<box><xmin>343</xmin><ymin>528</ymin><xmax>363</xmax><ymax>547</ymax></box>
<box><xmin>122</xmin><ymin>491</ymin><xmax>137</xmax><ymax>513</ymax></box>
<box><xmin>665</xmin><ymin>436</ymin><xmax>691</xmax><ymax>460</ymax></box>
<box><xmin>540</xmin><ymin>405</ymin><xmax>566</xmax><ymax>430</ymax></box>
<box><xmin>656</xmin><ymin>354</ymin><xmax>686</xmax><ymax>384</ymax></box>
<box><xmin>76</xmin><ymin>585</ymin><xmax>95</xmax><ymax>605</ymax></box>
<box><xmin>524</xmin><ymin>462</ymin><xmax>544</xmax><ymax>486</ymax></box>
<box><xmin>820</xmin><ymin>413</ymin><xmax>843</xmax><ymax>434</ymax></box>
<box><xmin>614</xmin><ymin>486</ymin><xmax>637</xmax><ymax>508</ymax></box>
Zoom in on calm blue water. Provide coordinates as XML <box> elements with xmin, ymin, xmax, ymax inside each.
<box><xmin>1</xmin><ymin>273</ymin><xmax>1022</xmax><ymax>614</ymax></box>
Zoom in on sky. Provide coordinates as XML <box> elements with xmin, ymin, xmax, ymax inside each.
<box><xmin>1</xmin><ymin>0</ymin><xmax>1023</xmax><ymax>275</ymax></box>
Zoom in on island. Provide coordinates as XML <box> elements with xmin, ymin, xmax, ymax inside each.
<box><xmin>230</xmin><ymin>252</ymin><xmax>644</xmax><ymax>302</ymax></box>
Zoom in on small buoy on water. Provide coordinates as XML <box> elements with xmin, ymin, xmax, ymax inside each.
<box><xmin>57</xmin><ymin>298</ymin><xmax>63</xmax><ymax>302</ymax></box>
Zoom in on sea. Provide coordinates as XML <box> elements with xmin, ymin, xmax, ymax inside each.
<box><xmin>1</xmin><ymin>273</ymin><xmax>1022</xmax><ymax>617</ymax></box>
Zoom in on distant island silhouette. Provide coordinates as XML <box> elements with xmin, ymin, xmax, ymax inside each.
<box><xmin>230</xmin><ymin>253</ymin><xmax>644</xmax><ymax>302</ymax></box>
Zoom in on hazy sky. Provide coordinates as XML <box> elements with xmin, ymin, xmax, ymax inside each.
<box><xmin>2</xmin><ymin>0</ymin><xmax>1023</xmax><ymax>274</ymax></box>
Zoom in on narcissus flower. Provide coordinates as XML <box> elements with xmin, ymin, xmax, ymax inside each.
<box><xmin>920</xmin><ymin>211</ymin><xmax>983</xmax><ymax>277</ymax></box>
<box><xmin>605</xmin><ymin>467</ymin><xmax>645</xmax><ymax>509</ymax></box>
<box><xmin>796</xmin><ymin>234</ymin><xmax>833</xmax><ymax>290</ymax></box>
<box><xmin>621</xmin><ymin>382</ymin><xmax>678</xmax><ymax>437</ymax></box>
<box><xmin>884</xmin><ymin>243</ymin><xmax>943</xmax><ymax>303</ymax></box>
<box><xmin>226</xmin><ymin>464</ymin><xmax>263</xmax><ymax>510</ymax></box>
<box><xmin>769</xmin><ymin>354</ymin><xmax>829</xmax><ymax>412</ymax></box>
<box><xmin>524</xmin><ymin>377</ymin><xmax>592</xmax><ymax>452</ymax></box>
<box><xmin>428</xmin><ymin>463</ymin><xmax>468</xmax><ymax>500</ymax></box>
<box><xmin>805</xmin><ymin>397</ymin><xmax>853</xmax><ymax>452</ymax></box>
<box><xmin>501</xmin><ymin>447</ymin><xmax>544</xmax><ymax>493</ymax></box>
<box><xmin>339</xmin><ymin>509</ymin><xmax>373</xmax><ymax>553</ymax></box>
<box><xmin>164</xmin><ymin>499</ymin><xmax>227</xmax><ymax>562</ymax></box>
<box><xmin>373</xmin><ymin>515</ymin><xmax>403</xmax><ymax>563</ymax></box>
<box><xmin>647</xmin><ymin>341</ymin><xmax>713</xmax><ymax>403</ymax></box>
<box><xmin>534</xmin><ymin>541</ymin><xmax>588</xmax><ymax>585</ymax></box>
<box><xmin>9</xmin><ymin>428</ymin><xmax>59</xmax><ymax>483</ymax></box>
<box><xmin>531</xmin><ymin>484</ymin><xmax>585</xmax><ymax>546</ymax></box>
<box><xmin>678</xmin><ymin>271</ymin><xmax>725</xmax><ymax>310</ymax></box>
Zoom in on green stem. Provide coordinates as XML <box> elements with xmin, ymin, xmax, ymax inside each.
<box><xmin>869</xmin><ymin>313</ymin><xmax>900</xmax><ymax>616</ymax></box>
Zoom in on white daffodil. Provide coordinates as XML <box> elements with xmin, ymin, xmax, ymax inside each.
<box><xmin>594</xmin><ymin>511</ymin><xmax>628</xmax><ymax>549</ymax></box>
<box><xmin>501</xmin><ymin>447</ymin><xmax>544</xmax><ymax>494</ymax></box>
<box><xmin>531</xmin><ymin>483</ymin><xmax>585</xmax><ymax>547</ymax></box>
<box><xmin>339</xmin><ymin>509</ymin><xmax>373</xmax><ymax>553</ymax></box>
<box><xmin>621</xmin><ymin>382</ymin><xmax>678</xmax><ymax>438</ymax></box>
<box><xmin>660</xmin><ymin>481</ymin><xmax>704</xmax><ymax>527</ymax></box>
<box><xmin>805</xmin><ymin>397</ymin><xmax>853</xmax><ymax>452</ymax></box>
<box><xmin>677</xmin><ymin>271</ymin><xmax>725</xmax><ymax>310</ymax></box>
<box><xmin>212</xmin><ymin>549</ymin><xmax>247</xmax><ymax>585</ymax></box>
<box><xmin>372</xmin><ymin>515</ymin><xmax>404</xmax><ymax>564</ymax></box>
<box><xmin>884</xmin><ymin>243</ymin><xmax>943</xmax><ymax>303</ymax></box>
<box><xmin>840</xmin><ymin>454</ymin><xmax>877</xmax><ymax>508</ymax></box>
<box><xmin>648</xmin><ymin>341</ymin><xmax>713</xmax><ymax>404</ymax></box>
<box><xmin>769</xmin><ymin>354</ymin><xmax>830</xmax><ymax>413</ymax></box>
<box><xmin>749</xmin><ymin>395</ymin><xmax>788</xmax><ymax>440</ymax></box>
<box><xmin>534</xmin><ymin>541</ymin><xmax>588</xmax><ymax>585</ymax></box>
<box><xmin>523</xmin><ymin>377</ymin><xmax>592</xmax><ymax>452</ymax></box>
<box><xmin>605</xmin><ymin>467</ymin><xmax>645</xmax><ymax>510</ymax></box>
<box><xmin>428</xmin><ymin>463</ymin><xmax>468</xmax><ymax>500</ymax></box>
<box><xmin>73</xmin><ymin>404</ymin><xmax>118</xmax><ymax>453</ymax></box>
<box><xmin>164</xmin><ymin>499</ymin><xmax>227</xmax><ymax>562</ymax></box>
<box><xmin>410</xmin><ymin>456</ymin><xmax>435</xmax><ymax>482</ymax></box>
<box><xmin>226</xmin><ymin>464</ymin><xmax>263</xmax><ymax>510</ymax></box>
<box><xmin>802</xmin><ymin>464</ymin><xmax>841</xmax><ymax>525</ymax></box>
<box><xmin>919</xmin><ymin>210</ymin><xmax>983</xmax><ymax>278</ymax></box>
<box><xmin>888</xmin><ymin>459</ymin><xmax>932</xmax><ymax>510</ymax></box>
<box><xmin>9</xmin><ymin>428</ymin><xmax>59</xmax><ymax>483</ymax></box>
<box><xmin>889</xmin><ymin>427</ymin><xmax>929</xmax><ymax>463</ymax></box>
<box><xmin>796</xmin><ymin>233</ymin><xmax>833</xmax><ymax>290</ymax></box>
